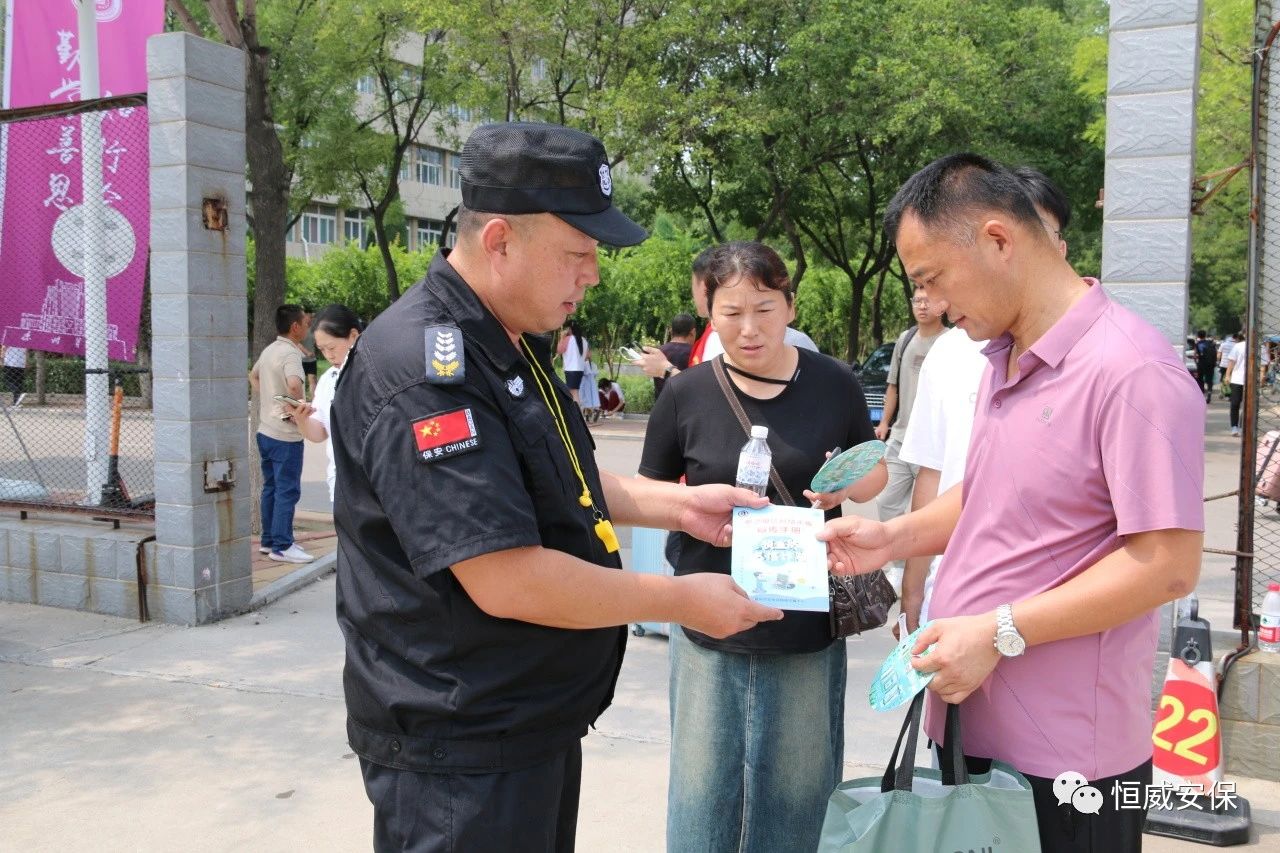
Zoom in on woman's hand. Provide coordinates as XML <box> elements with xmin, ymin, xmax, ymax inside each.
<box><xmin>284</xmin><ymin>400</ymin><xmax>329</xmax><ymax>443</ymax></box>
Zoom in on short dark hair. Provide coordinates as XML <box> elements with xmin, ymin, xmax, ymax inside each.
<box><xmin>312</xmin><ymin>303</ymin><xmax>362</xmax><ymax>339</ymax></box>
<box><xmin>1196</xmin><ymin>329</ymin><xmax>1207</xmax><ymax>338</ymax></box>
<box><xmin>691</xmin><ymin>246</ymin><xmax>716</xmax><ymax>282</ymax></box>
<box><xmin>455</xmin><ymin>201</ymin><xmax>534</xmax><ymax>240</ymax></box>
<box><xmin>703</xmin><ymin>242</ymin><xmax>792</xmax><ymax>311</ymax></box>
<box><xmin>1012</xmin><ymin>166</ymin><xmax>1071</xmax><ymax>231</ymax></box>
<box><xmin>883</xmin><ymin>152</ymin><xmax>1045</xmax><ymax>246</ymax></box>
<box><xmin>275</xmin><ymin>304</ymin><xmax>305</xmax><ymax>335</ymax></box>
<box><xmin>670</xmin><ymin>312</ymin><xmax>696</xmax><ymax>337</ymax></box>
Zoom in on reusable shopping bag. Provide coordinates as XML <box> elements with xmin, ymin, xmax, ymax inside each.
<box><xmin>817</xmin><ymin>692</ymin><xmax>1042</xmax><ymax>853</ymax></box>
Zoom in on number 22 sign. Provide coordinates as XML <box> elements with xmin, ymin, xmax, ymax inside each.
<box><xmin>1152</xmin><ymin>678</ymin><xmax>1221</xmax><ymax>778</ymax></box>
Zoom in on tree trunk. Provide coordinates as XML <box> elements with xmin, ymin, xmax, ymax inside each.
<box><xmin>371</xmin><ymin>208</ymin><xmax>401</xmax><ymax>303</ymax></box>
<box><xmin>845</xmin><ymin>270</ymin><xmax>868</xmax><ymax>360</ymax></box>
<box><xmin>871</xmin><ymin>267</ymin><xmax>887</xmax><ymax>349</ymax></box>
<box><xmin>245</xmin><ymin>45</ymin><xmax>291</xmax><ymax>360</ymax></box>
<box><xmin>34</xmin><ymin>351</ymin><xmax>46</xmax><ymax>405</ymax></box>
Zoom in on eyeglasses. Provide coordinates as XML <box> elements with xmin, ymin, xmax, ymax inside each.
<box><xmin>911</xmin><ymin>297</ymin><xmax>931</xmax><ymax>307</ymax></box>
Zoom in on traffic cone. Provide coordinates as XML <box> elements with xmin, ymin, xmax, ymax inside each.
<box><xmin>1144</xmin><ymin>597</ymin><xmax>1251</xmax><ymax>845</ymax></box>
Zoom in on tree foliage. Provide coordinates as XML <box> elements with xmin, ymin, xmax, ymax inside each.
<box><xmin>1188</xmin><ymin>0</ymin><xmax>1252</xmax><ymax>334</ymax></box>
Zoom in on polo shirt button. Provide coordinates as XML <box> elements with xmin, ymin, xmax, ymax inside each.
<box><xmin>389</xmin><ymin>739</ymin><xmax>401</xmax><ymax>753</ymax></box>
<box><xmin>432</xmin><ymin>747</ymin><xmax>447</xmax><ymax>760</ymax></box>
<box><xmin>994</xmin><ymin>399</ymin><xmax>1002</xmax><ymax>409</ymax></box>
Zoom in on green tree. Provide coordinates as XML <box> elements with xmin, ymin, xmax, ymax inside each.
<box><xmin>168</xmin><ymin>0</ymin><xmax>373</xmax><ymax>355</ymax></box>
<box><xmin>636</xmin><ymin>0</ymin><xmax>1105</xmax><ymax>356</ymax></box>
<box><xmin>1188</xmin><ymin>0</ymin><xmax>1252</xmax><ymax>334</ymax></box>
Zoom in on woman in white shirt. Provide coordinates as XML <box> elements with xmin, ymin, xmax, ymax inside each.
<box><xmin>557</xmin><ymin>320</ymin><xmax>589</xmax><ymax>402</ymax></box>
<box><xmin>282</xmin><ymin>304</ymin><xmax>361</xmax><ymax>502</ymax></box>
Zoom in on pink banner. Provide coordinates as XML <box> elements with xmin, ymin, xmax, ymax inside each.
<box><xmin>0</xmin><ymin>0</ymin><xmax>165</xmax><ymax>362</ymax></box>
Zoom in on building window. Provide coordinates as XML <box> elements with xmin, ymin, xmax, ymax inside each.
<box><xmin>344</xmin><ymin>210</ymin><xmax>369</xmax><ymax>246</ymax></box>
<box><xmin>531</xmin><ymin>57</ymin><xmax>548</xmax><ymax>82</ymax></box>
<box><xmin>447</xmin><ymin>152</ymin><xmax>461</xmax><ymax>189</ymax></box>
<box><xmin>417</xmin><ymin>219</ymin><xmax>443</xmax><ymax>250</ymax></box>
<box><xmin>416</xmin><ymin>146</ymin><xmax>443</xmax><ymax>185</ymax></box>
<box><xmin>447</xmin><ymin>104</ymin><xmax>474</xmax><ymax>122</ymax></box>
<box><xmin>296</xmin><ymin>205</ymin><xmax>337</xmax><ymax>245</ymax></box>
<box><xmin>356</xmin><ymin>76</ymin><xmax>376</xmax><ymax>95</ymax></box>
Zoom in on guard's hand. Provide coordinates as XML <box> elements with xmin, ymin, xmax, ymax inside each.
<box><xmin>675</xmin><ymin>573</ymin><xmax>784</xmax><ymax>638</ymax></box>
<box><xmin>677</xmin><ymin>484</ymin><xmax>769</xmax><ymax>548</ymax></box>
<box><xmin>817</xmin><ymin>516</ymin><xmax>892</xmax><ymax>575</ymax></box>
<box><xmin>633</xmin><ymin>346</ymin><xmax>671</xmax><ymax>379</ymax></box>
<box><xmin>909</xmin><ymin>613</ymin><xmax>1001</xmax><ymax>704</ymax></box>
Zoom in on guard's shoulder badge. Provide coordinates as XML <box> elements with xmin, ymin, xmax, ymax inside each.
<box><xmin>425</xmin><ymin>325</ymin><xmax>465</xmax><ymax>384</ymax></box>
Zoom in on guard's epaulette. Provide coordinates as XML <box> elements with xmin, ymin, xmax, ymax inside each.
<box><xmin>424</xmin><ymin>325</ymin><xmax>465</xmax><ymax>384</ymax></box>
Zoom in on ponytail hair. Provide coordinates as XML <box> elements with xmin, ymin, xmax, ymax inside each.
<box><xmin>312</xmin><ymin>303</ymin><xmax>362</xmax><ymax>338</ymax></box>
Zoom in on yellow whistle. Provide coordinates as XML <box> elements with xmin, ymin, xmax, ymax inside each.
<box><xmin>594</xmin><ymin>519</ymin><xmax>620</xmax><ymax>553</ymax></box>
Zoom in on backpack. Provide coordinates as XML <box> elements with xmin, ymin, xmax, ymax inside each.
<box><xmin>888</xmin><ymin>325</ymin><xmax>919</xmax><ymax>426</ymax></box>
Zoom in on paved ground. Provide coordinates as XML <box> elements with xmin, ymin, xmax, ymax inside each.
<box><xmin>1</xmin><ymin>399</ymin><xmax>1278</xmax><ymax>851</ymax></box>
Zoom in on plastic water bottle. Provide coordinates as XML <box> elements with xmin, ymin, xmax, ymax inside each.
<box><xmin>735</xmin><ymin>425</ymin><xmax>771</xmax><ymax>497</ymax></box>
<box><xmin>1260</xmin><ymin>583</ymin><xmax>1280</xmax><ymax>653</ymax></box>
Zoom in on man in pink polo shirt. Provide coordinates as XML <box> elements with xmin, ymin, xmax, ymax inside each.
<box><xmin>822</xmin><ymin>153</ymin><xmax>1204</xmax><ymax>853</ymax></box>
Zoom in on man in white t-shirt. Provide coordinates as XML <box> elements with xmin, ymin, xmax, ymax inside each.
<box><xmin>874</xmin><ymin>282</ymin><xmax>946</xmax><ymax>588</ymax></box>
<box><xmin>896</xmin><ymin>166</ymin><xmax>1070</xmax><ymax>631</ymax></box>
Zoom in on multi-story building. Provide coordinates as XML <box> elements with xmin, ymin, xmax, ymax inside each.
<box><xmin>286</xmin><ymin>36</ymin><xmax>478</xmax><ymax>259</ymax></box>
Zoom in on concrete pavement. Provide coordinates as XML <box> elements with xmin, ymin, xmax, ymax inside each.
<box><xmin>1</xmin><ymin>401</ymin><xmax>1278</xmax><ymax>850</ymax></box>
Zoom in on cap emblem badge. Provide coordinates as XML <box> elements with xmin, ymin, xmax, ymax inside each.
<box><xmin>598</xmin><ymin>163</ymin><xmax>612</xmax><ymax>197</ymax></box>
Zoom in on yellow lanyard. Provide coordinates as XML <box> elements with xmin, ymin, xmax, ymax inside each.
<box><xmin>519</xmin><ymin>336</ymin><xmax>619</xmax><ymax>553</ymax></box>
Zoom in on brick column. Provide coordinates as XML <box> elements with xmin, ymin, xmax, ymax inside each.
<box><xmin>1102</xmin><ymin>0</ymin><xmax>1204</xmax><ymax>344</ymax></box>
<box><xmin>147</xmin><ymin>33</ymin><xmax>251</xmax><ymax>624</ymax></box>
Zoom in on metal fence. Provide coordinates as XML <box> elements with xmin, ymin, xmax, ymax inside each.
<box><xmin>0</xmin><ymin>98</ymin><xmax>153</xmax><ymax>517</ymax></box>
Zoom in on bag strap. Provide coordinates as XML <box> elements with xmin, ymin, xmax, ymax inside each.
<box><xmin>711</xmin><ymin>357</ymin><xmax>796</xmax><ymax>506</ymax></box>
<box><xmin>881</xmin><ymin>692</ymin><xmax>925</xmax><ymax>792</ymax></box>
<box><xmin>880</xmin><ymin>693</ymin><xmax>969</xmax><ymax>792</ymax></box>
<box><xmin>940</xmin><ymin>702</ymin><xmax>969</xmax><ymax>786</ymax></box>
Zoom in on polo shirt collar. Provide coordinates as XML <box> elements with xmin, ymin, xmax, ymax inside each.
<box><xmin>980</xmin><ymin>277</ymin><xmax>1109</xmax><ymax>371</ymax></box>
<box><xmin>422</xmin><ymin>249</ymin><xmax>522</xmax><ymax>373</ymax></box>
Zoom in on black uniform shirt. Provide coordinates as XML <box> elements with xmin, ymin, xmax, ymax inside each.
<box><xmin>331</xmin><ymin>251</ymin><xmax>625</xmax><ymax>774</ymax></box>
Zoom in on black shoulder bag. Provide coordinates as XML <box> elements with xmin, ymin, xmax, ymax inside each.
<box><xmin>711</xmin><ymin>357</ymin><xmax>897</xmax><ymax>638</ymax></box>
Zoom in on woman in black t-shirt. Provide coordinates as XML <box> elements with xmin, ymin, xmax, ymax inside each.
<box><xmin>639</xmin><ymin>242</ymin><xmax>886</xmax><ymax>853</ymax></box>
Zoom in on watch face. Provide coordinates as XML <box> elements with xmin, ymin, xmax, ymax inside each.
<box><xmin>997</xmin><ymin>631</ymin><xmax>1026</xmax><ymax>657</ymax></box>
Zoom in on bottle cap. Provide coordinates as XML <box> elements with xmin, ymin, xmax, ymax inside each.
<box><xmin>750</xmin><ymin>425</ymin><xmax>768</xmax><ymax>439</ymax></box>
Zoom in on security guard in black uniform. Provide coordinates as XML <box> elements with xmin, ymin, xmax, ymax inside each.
<box><xmin>330</xmin><ymin>122</ymin><xmax>783</xmax><ymax>852</ymax></box>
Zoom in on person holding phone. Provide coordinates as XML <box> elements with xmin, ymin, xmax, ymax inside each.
<box><xmin>281</xmin><ymin>304</ymin><xmax>362</xmax><ymax>503</ymax></box>
<box><xmin>249</xmin><ymin>304</ymin><xmax>313</xmax><ymax>563</ymax></box>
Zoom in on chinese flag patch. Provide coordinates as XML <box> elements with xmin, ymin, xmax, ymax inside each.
<box><xmin>412</xmin><ymin>408</ymin><xmax>481</xmax><ymax>463</ymax></box>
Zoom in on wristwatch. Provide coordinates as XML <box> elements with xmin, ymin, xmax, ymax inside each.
<box><xmin>662</xmin><ymin>365</ymin><xmax>675</xmax><ymax>378</ymax></box>
<box><xmin>994</xmin><ymin>604</ymin><xmax>1026</xmax><ymax>657</ymax></box>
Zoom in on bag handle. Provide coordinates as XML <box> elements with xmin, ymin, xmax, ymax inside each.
<box><xmin>711</xmin><ymin>357</ymin><xmax>795</xmax><ymax>506</ymax></box>
<box><xmin>879</xmin><ymin>693</ymin><xmax>969</xmax><ymax>792</ymax></box>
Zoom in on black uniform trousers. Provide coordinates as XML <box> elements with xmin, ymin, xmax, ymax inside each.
<box><xmin>937</xmin><ymin>749</ymin><xmax>1153</xmax><ymax>853</ymax></box>
<box><xmin>359</xmin><ymin>741</ymin><xmax>582</xmax><ymax>853</ymax></box>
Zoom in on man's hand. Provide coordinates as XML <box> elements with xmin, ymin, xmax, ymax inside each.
<box><xmin>909</xmin><ymin>613</ymin><xmax>1001</xmax><ymax>704</ymax></box>
<box><xmin>677</xmin><ymin>484</ymin><xmax>769</xmax><ymax>547</ymax></box>
<box><xmin>874</xmin><ymin>422</ymin><xmax>889</xmax><ymax>441</ymax></box>
<box><xmin>817</xmin><ymin>516</ymin><xmax>893</xmax><ymax>575</ymax></box>
<box><xmin>674</xmin><ymin>573</ymin><xmax>783</xmax><ymax>638</ymax></box>
<box><xmin>634</xmin><ymin>345</ymin><xmax>672</xmax><ymax>379</ymax></box>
